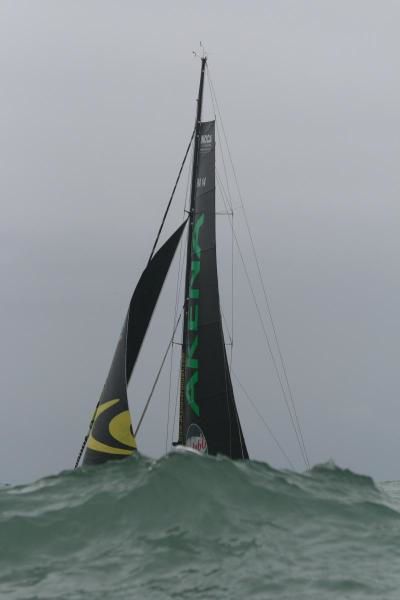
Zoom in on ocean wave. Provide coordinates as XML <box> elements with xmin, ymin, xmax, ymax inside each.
<box><xmin>1</xmin><ymin>454</ymin><xmax>400</xmax><ymax>599</ymax></box>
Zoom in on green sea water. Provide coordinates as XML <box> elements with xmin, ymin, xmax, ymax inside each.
<box><xmin>1</xmin><ymin>453</ymin><xmax>400</xmax><ymax>599</ymax></box>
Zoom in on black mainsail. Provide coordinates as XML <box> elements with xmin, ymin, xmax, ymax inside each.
<box><xmin>178</xmin><ymin>58</ymin><xmax>248</xmax><ymax>459</ymax></box>
<box><xmin>82</xmin><ymin>222</ymin><xmax>186</xmax><ymax>466</ymax></box>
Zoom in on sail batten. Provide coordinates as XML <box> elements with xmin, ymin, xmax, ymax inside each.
<box><xmin>82</xmin><ymin>221</ymin><xmax>186</xmax><ymax>466</ymax></box>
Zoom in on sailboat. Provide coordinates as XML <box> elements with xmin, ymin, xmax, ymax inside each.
<box><xmin>75</xmin><ymin>56</ymin><xmax>258</xmax><ymax>467</ymax></box>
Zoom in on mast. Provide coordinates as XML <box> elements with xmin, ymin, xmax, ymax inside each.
<box><xmin>189</xmin><ymin>57</ymin><xmax>207</xmax><ymax>215</ymax></box>
<box><xmin>177</xmin><ymin>58</ymin><xmax>248</xmax><ymax>458</ymax></box>
<box><xmin>178</xmin><ymin>57</ymin><xmax>207</xmax><ymax>443</ymax></box>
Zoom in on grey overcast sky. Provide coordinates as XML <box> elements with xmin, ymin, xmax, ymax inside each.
<box><xmin>1</xmin><ymin>1</ymin><xmax>399</xmax><ymax>484</ymax></box>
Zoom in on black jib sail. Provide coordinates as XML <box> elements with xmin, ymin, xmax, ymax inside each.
<box><xmin>179</xmin><ymin>120</ymin><xmax>248</xmax><ymax>459</ymax></box>
<box><xmin>83</xmin><ymin>222</ymin><xmax>186</xmax><ymax>466</ymax></box>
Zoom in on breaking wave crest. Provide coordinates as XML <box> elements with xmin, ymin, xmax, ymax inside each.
<box><xmin>1</xmin><ymin>453</ymin><xmax>400</xmax><ymax>599</ymax></box>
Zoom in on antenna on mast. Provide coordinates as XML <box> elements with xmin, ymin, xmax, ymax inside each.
<box><xmin>192</xmin><ymin>41</ymin><xmax>208</xmax><ymax>60</ymax></box>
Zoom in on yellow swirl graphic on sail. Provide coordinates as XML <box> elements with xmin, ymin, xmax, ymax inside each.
<box><xmin>87</xmin><ymin>398</ymin><xmax>136</xmax><ymax>455</ymax></box>
<box><xmin>109</xmin><ymin>411</ymin><xmax>136</xmax><ymax>448</ymax></box>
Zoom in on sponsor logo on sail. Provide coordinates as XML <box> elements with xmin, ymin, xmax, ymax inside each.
<box><xmin>185</xmin><ymin>213</ymin><xmax>204</xmax><ymax>416</ymax></box>
<box><xmin>87</xmin><ymin>398</ymin><xmax>136</xmax><ymax>455</ymax></box>
<box><xmin>200</xmin><ymin>132</ymin><xmax>213</xmax><ymax>154</ymax></box>
<box><xmin>186</xmin><ymin>423</ymin><xmax>208</xmax><ymax>454</ymax></box>
<box><xmin>201</xmin><ymin>134</ymin><xmax>212</xmax><ymax>144</ymax></box>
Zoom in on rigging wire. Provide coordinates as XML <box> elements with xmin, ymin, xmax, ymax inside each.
<box><xmin>218</xmin><ymin>165</ymin><xmax>309</xmax><ymax>469</ymax></box>
<box><xmin>220</xmin><ymin>308</ymin><xmax>233</xmax><ymax>346</ymax></box>
<box><xmin>209</xmin><ymin>65</ymin><xmax>310</xmax><ymax>468</ymax></box>
<box><xmin>214</xmin><ymin>175</ymin><xmax>234</xmax><ymax>349</ymax></box>
<box><xmin>136</xmin><ymin>313</ymin><xmax>183</xmax><ymax>437</ymax></box>
<box><xmin>169</xmin><ymin>236</ymin><xmax>188</xmax><ymax>444</ymax></box>
<box><xmin>166</xmin><ymin>143</ymin><xmax>193</xmax><ymax>450</ymax></box>
<box><xmin>210</xmin><ymin>78</ymin><xmax>236</xmax><ymax>369</ymax></box>
<box><xmin>232</xmin><ymin>372</ymin><xmax>296</xmax><ymax>470</ymax></box>
<box><xmin>148</xmin><ymin>129</ymin><xmax>195</xmax><ymax>263</ymax></box>
<box><xmin>210</xmin><ymin>72</ymin><xmax>310</xmax><ymax>467</ymax></box>
<box><xmin>210</xmin><ymin>69</ymin><xmax>310</xmax><ymax>469</ymax></box>
<box><xmin>74</xmin><ymin>405</ymin><xmax>98</xmax><ymax>469</ymax></box>
<box><xmin>230</xmin><ymin>209</ymin><xmax>234</xmax><ymax>368</ymax></box>
<box><xmin>217</xmin><ymin>164</ymin><xmax>308</xmax><ymax>467</ymax></box>
<box><xmin>74</xmin><ymin>130</ymin><xmax>194</xmax><ymax>469</ymax></box>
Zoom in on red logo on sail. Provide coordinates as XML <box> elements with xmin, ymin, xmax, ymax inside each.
<box><xmin>186</xmin><ymin>424</ymin><xmax>208</xmax><ymax>454</ymax></box>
